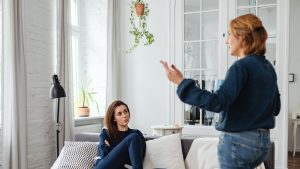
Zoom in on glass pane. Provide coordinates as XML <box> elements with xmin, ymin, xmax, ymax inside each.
<box><xmin>185</xmin><ymin>0</ymin><xmax>200</xmax><ymax>13</ymax></box>
<box><xmin>201</xmin><ymin>41</ymin><xmax>218</xmax><ymax>69</ymax></box>
<box><xmin>200</xmin><ymin>70</ymin><xmax>218</xmax><ymax>90</ymax></box>
<box><xmin>202</xmin><ymin>0</ymin><xmax>218</xmax><ymax>11</ymax></box>
<box><xmin>237</xmin><ymin>0</ymin><xmax>256</xmax><ymax>7</ymax></box>
<box><xmin>184</xmin><ymin>42</ymin><xmax>200</xmax><ymax>69</ymax></box>
<box><xmin>258</xmin><ymin>0</ymin><xmax>277</xmax><ymax>5</ymax></box>
<box><xmin>258</xmin><ymin>7</ymin><xmax>276</xmax><ymax>36</ymax></box>
<box><xmin>184</xmin><ymin>104</ymin><xmax>191</xmax><ymax>125</ymax></box>
<box><xmin>201</xmin><ymin>11</ymin><xmax>218</xmax><ymax>40</ymax></box>
<box><xmin>265</xmin><ymin>38</ymin><xmax>276</xmax><ymax>66</ymax></box>
<box><xmin>185</xmin><ymin>13</ymin><xmax>200</xmax><ymax>41</ymax></box>
<box><xmin>200</xmin><ymin>70</ymin><xmax>218</xmax><ymax>126</ymax></box>
<box><xmin>184</xmin><ymin>104</ymin><xmax>201</xmax><ymax>125</ymax></box>
<box><xmin>71</xmin><ymin>0</ymin><xmax>78</xmax><ymax>26</ymax></box>
<box><xmin>200</xmin><ymin>71</ymin><xmax>217</xmax><ymax>90</ymax></box>
<box><xmin>72</xmin><ymin>34</ymin><xmax>80</xmax><ymax>116</ymax></box>
<box><xmin>237</xmin><ymin>8</ymin><xmax>256</xmax><ymax>16</ymax></box>
<box><xmin>184</xmin><ymin>70</ymin><xmax>201</xmax><ymax>125</ymax></box>
<box><xmin>184</xmin><ymin>70</ymin><xmax>201</xmax><ymax>81</ymax></box>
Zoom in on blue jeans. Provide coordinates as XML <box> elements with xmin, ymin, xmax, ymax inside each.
<box><xmin>93</xmin><ymin>133</ymin><xmax>144</xmax><ymax>169</ymax></box>
<box><xmin>217</xmin><ymin>130</ymin><xmax>271</xmax><ymax>169</ymax></box>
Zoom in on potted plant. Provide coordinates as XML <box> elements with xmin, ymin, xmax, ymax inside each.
<box><xmin>76</xmin><ymin>81</ymin><xmax>99</xmax><ymax>117</ymax></box>
<box><xmin>127</xmin><ymin>0</ymin><xmax>154</xmax><ymax>53</ymax></box>
<box><xmin>135</xmin><ymin>1</ymin><xmax>145</xmax><ymax>16</ymax></box>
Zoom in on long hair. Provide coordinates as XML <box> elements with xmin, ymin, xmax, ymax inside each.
<box><xmin>230</xmin><ymin>14</ymin><xmax>268</xmax><ymax>56</ymax></box>
<box><xmin>104</xmin><ymin>100</ymin><xmax>130</xmax><ymax>140</ymax></box>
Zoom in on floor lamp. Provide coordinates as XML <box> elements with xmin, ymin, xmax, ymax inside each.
<box><xmin>49</xmin><ymin>74</ymin><xmax>66</xmax><ymax>157</ymax></box>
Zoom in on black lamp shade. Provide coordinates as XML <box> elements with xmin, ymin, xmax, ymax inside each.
<box><xmin>50</xmin><ymin>74</ymin><xmax>66</xmax><ymax>99</ymax></box>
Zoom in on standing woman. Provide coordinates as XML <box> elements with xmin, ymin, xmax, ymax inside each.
<box><xmin>93</xmin><ymin>100</ymin><xmax>146</xmax><ymax>169</ymax></box>
<box><xmin>161</xmin><ymin>14</ymin><xmax>280</xmax><ymax>169</ymax></box>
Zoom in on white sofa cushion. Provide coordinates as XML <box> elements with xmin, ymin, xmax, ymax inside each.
<box><xmin>51</xmin><ymin>141</ymin><xmax>98</xmax><ymax>169</ymax></box>
<box><xmin>143</xmin><ymin>133</ymin><xmax>185</xmax><ymax>169</ymax></box>
<box><xmin>185</xmin><ymin>137</ymin><xmax>265</xmax><ymax>169</ymax></box>
<box><xmin>185</xmin><ymin>137</ymin><xmax>219</xmax><ymax>169</ymax></box>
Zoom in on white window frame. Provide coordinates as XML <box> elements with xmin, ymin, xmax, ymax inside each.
<box><xmin>0</xmin><ymin>0</ymin><xmax>3</xmax><ymax>166</ymax></box>
<box><xmin>0</xmin><ymin>0</ymin><xmax>2</xmax><ymax>128</ymax></box>
<box><xmin>71</xmin><ymin>0</ymin><xmax>83</xmax><ymax>118</ymax></box>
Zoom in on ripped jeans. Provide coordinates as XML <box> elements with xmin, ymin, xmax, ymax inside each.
<box><xmin>217</xmin><ymin>130</ymin><xmax>271</xmax><ymax>169</ymax></box>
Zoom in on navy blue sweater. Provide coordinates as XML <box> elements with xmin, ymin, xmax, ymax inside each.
<box><xmin>98</xmin><ymin>128</ymin><xmax>146</xmax><ymax>159</ymax></box>
<box><xmin>177</xmin><ymin>55</ymin><xmax>281</xmax><ymax>132</ymax></box>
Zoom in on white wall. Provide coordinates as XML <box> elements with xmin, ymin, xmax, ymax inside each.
<box><xmin>25</xmin><ymin>0</ymin><xmax>56</xmax><ymax>168</ymax></box>
<box><xmin>288</xmin><ymin>0</ymin><xmax>300</xmax><ymax>152</ymax></box>
<box><xmin>118</xmin><ymin>0</ymin><xmax>170</xmax><ymax>135</ymax></box>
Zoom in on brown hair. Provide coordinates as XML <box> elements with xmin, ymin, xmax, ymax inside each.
<box><xmin>230</xmin><ymin>14</ymin><xmax>268</xmax><ymax>56</ymax></box>
<box><xmin>104</xmin><ymin>100</ymin><xmax>130</xmax><ymax>140</ymax></box>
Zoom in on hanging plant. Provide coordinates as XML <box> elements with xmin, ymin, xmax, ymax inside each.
<box><xmin>127</xmin><ymin>0</ymin><xmax>155</xmax><ymax>53</ymax></box>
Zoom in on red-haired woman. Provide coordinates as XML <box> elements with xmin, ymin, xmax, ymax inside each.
<box><xmin>93</xmin><ymin>100</ymin><xmax>146</xmax><ymax>169</ymax></box>
<box><xmin>161</xmin><ymin>14</ymin><xmax>280</xmax><ymax>169</ymax></box>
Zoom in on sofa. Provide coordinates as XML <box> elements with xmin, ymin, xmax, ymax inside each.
<box><xmin>74</xmin><ymin>132</ymin><xmax>275</xmax><ymax>169</ymax></box>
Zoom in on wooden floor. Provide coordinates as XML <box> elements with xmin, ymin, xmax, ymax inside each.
<box><xmin>288</xmin><ymin>151</ymin><xmax>300</xmax><ymax>169</ymax></box>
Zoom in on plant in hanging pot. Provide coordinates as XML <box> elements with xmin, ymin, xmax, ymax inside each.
<box><xmin>135</xmin><ymin>1</ymin><xmax>145</xmax><ymax>16</ymax></box>
<box><xmin>76</xmin><ymin>81</ymin><xmax>99</xmax><ymax>117</ymax></box>
<box><xmin>127</xmin><ymin>0</ymin><xmax>154</xmax><ymax>53</ymax></box>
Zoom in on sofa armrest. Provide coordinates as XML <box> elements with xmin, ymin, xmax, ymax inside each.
<box><xmin>75</xmin><ymin>132</ymin><xmax>99</xmax><ymax>142</ymax></box>
<box><xmin>264</xmin><ymin>142</ymin><xmax>275</xmax><ymax>169</ymax></box>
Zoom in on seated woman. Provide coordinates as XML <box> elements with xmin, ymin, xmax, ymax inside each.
<box><xmin>93</xmin><ymin>100</ymin><xmax>146</xmax><ymax>169</ymax></box>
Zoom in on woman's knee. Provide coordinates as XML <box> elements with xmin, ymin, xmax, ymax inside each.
<box><xmin>93</xmin><ymin>162</ymin><xmax>107</xmax><ymax>169</ymax></box>
<box><xmin>126</xmin><ymin>133</ymin><xmax>141</xmax><ymax>142</ymax></box>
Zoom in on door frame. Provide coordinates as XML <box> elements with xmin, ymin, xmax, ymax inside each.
<box><xmin>279</xmin><ymin>0</ymin><xmax>290</xmax><ymax>168</ymax></box>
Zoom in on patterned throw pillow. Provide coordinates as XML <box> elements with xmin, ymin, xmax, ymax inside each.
<box><xmin>57</xmin><ymin>141</ymin><xmax>98</xmax><ymax>169</ymax></box>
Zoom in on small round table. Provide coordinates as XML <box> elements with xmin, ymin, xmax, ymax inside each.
<box><xmin>151</xmin><ymin>125</ymin><xmax>183</xmax><ymax>136</ymax></box>
<box><xmin>292</xmin><ymin>117</ymin><xmax>300</xmax><ymax>157</ymax></box>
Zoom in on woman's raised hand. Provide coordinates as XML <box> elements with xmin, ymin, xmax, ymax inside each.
<box><xmin>160</xmin><ymin>60</ymin><xmax>184</xmax><ymax>85</ymax></box>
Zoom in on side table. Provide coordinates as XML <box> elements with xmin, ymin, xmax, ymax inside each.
<box><xmin>292</xmin><ymin>117</ymin><xmax>300</xmax><ymax>157</ymax></box>
<box><xmin>151</xmin><ymin>125</ymin><xmax>183</xmax><ymax>136</ymax></box>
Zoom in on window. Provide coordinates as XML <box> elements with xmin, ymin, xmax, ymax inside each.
<box><xmin>236</xmin><ymin>0</ymin><xmax>277</xmax><ymax>66</ymax></box>
<box><xmin>71</xmin><ymin>0</ymin><xmax>108</xmax><ymax>117</ymax></box>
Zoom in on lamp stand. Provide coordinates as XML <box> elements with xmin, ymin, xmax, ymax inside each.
<box><xmin>56</xmin><ymin>98</ymin><xmax>61</xmax><ymax>157</ymax></box>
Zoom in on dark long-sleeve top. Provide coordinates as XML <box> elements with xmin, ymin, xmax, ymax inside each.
<box><xmin>98</xmin><ymin>128</ymin><xmax>146</xmax><ymax>159</ymax></box>
<box><xmin>177</xmin><ymin>54</ymin><xmax>281</xmax><ymax>132</ymax></box>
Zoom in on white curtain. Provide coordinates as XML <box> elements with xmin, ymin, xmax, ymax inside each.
<box><xmin>57</xmin><ymin>0</ymin><xmax>74</xmax><ymax>153</ymax></box>
<box><xmin>2</xmin><ymin>0</ymin><xmax>28</xmax><ymax>168</ymax></box>
<box><xmin>106</xmin><ymin>0</ymin><xmax>119</xmax><ymax>107</ymax></box>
